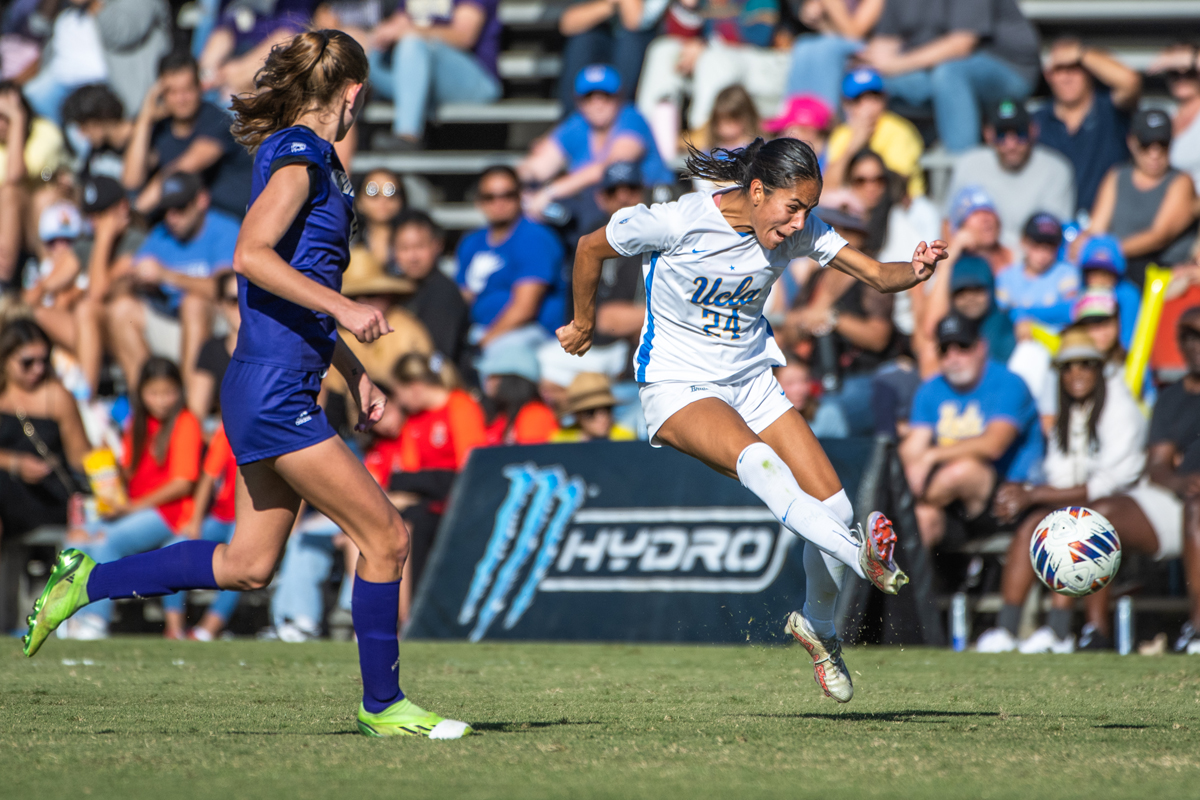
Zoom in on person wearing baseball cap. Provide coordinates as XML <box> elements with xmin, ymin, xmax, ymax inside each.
<box><xmin>519</xmin><ymin>64</ymin><xmax>673</xmax><ymax>221</ymax></box>
<box><xmin>901</xmin><ymin>309</ymin><xmax>1045</xmax><ymax>548</ymax></box>
<box><xmin>948</xmin><ymin>254</ymin><xmax>1015</xmax><ymax>364</ymax></box>
<box><xmin>1077</xmin><ymin>105</ymin><xmax>1196</xmax><ymax>288</ymax></box>
<box><xmin>945</xmin><ymin>185</ymin><xmax>1013</xmax><ymax>274</ymax></box>
<box><xmin>994</xmin><ymin>212</ymin><xmax>1080</xmax><ymax>332</ymax></box>
<box><xmin>824</xmin><ymin>68</ymin><xmax>925</xmax><ymax>198</ymax></box>
<box><xmin>1076</xmin><ymin>234</ymin><xmax>1139</xmax><ymax>349</ymax></box>
<box><xmin>763</xmin><ymin>94</ymin><xmax>833</xmax><ymax>156</ymax></box>
<box><xmin>944</xmin><ymin>98</ymin><xmax>1076</xmax><ymax>250</ymax></box>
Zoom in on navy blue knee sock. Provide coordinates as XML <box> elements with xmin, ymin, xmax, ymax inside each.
<box><xmin>352</xmin><ymin>575</ymin><xmax>404</xmax><ymax>713</ymax></box>
<box><xmin>86</xmin><ymin>540</ymin><xmax>220</xmax><ymax>601</ymax></box>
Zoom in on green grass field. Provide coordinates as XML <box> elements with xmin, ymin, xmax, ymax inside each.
<box><xmin>2</xmin><ymin>638</ymin><xmax>1198</xmax><ymax>799</ymax></box>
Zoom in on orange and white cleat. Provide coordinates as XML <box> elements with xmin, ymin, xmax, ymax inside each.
<box><xmin>785</xmin><ymin>611</ymin><xmax>853</xmax><ymax>703</ymax></box>
<box><xmin>858</xmin><ymin>511</ymin><xmax>908</xmax><ymax>595</ymax></box>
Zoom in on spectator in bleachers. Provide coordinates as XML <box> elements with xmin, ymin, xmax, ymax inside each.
<box><xmin>1033</xmin><ymin>37</ymin><xmax>1142</xmax><ymax>214</ymax></box>
<box><xmin>822</xmin><ymin>68</ymin><xmax>924</xmax><ymax>198</ymax></box>
<box><xmin>60</xmin><ymin>84</ymin><xmax>132</xmax><ymax>181</ymax></box>
<box><xmin>977</xmin><ymin>327</ymin><xmax>1147</xmax><ymax>653</ymax></box>
<box><xmin>557</xmin><ymin>0</ymin><xmax>669</xmax><ymax>113</ymax></box>
<box><xmin>784</xmin><ymin>0</ymin><xmax>884</xmax><ymax>109</ymax></box>
<box><xmin>946</xmin><ymin>254</ymin><xmax>1015</xmax><ymax>364</ymax></box>
<box><xmin>188</xmin><ymin>270</ymin><xmax>239</xmax><ymax>421</ymax></box>
<box><xmin>385</xmin><ymin>352</ymin><xmax>487</xmax><ymax>606</ymax></box>
<box><xmin>900</xmin><ymin>311</ymin><xmax>1044</xmax><ymax>547</ymax></box>
<box><xmin>1080</xmin><ymin>108</ymin><xmax>1197</xmax><ymax>288</ymax></box>
<box><xmin>994</xmin><ymin>213</ymin><xmax>1081</xmax><ymax>332</ymax></box>
<box><xmin>0</xmin><ymin>319</ymin><xmax>89</xmax><ymax>548</ymax></box>
<box><xmin>943</xmin><ymin>185</ymin><xmax>1012</xmax><ymax>274</ymax></box>
<box><xmin>761</xmin><ymin>94</ymin><xmax>832</xmax><ymax>160</ymax></box>
<box><xmin>105</xmin><ymin>173</ymin><xmax>236</xmax><ymax>395</ymax></box>
<box><xmin>369</xmin><ymin>0</ymin><xmax>503</xmax><ymax>150</ymax></box>
<box><xmin>522</xmin><ymin>65</ymin><xmax>673</xmax><ymax>221</ymax></box>
<box><xmin>695</xmin><ymin>83</ymin><xmax>761</xmax><ymax>153</ymax></box>
<box><xmin>1149</xmin><ymin>46</ymin><xmax>1200</xmax><ymax>199</ymax></box>
<box><xmin>458</xmin><ymin>165</ymin><xmax>566</xmax><ymax>352</ymax></box>
<box><xmin>123</xmin><ymin>53</ymin><xmax>254</xmax><ymax>221</ymax></box>
<box><xmin>198</xmin><ymin>0</ymin><xmax>310</xmax><ymax>100</ymax></box>
<box><xmin>944</xmin><ymin>100</ymin><xmax>1075</xmax><ymax>250</ymax></box>
<box><xmin>354</xmin><ymin>168</ymin><xmax>406</xmax><ymax>270</ymax></box>
<box><xmin>21</xmin><ymin>0</ymin><xmax>109</xmax><ymax>124</ymax></box>
<box><xmin>774</xmin><ymin>354</ymin><xmax>819</xmax><ymax>422</ymax></box>
<box><xmin>69</xmin><ymin>357</ymin><xmax>202</xmax><ymax>640</ymax></box>
<box><xmin>0</xmin><ymin>83</ymin><xmax>66</xmax><ymax>186</ymax></box>
<box><xmin>857</xmin><ymin>0</ymin><xmax>1039</xmax><ymax>153</ymax></box>
<box><xmin>1077</xmin><ymin>235</ymin><xmax>1139</xmax><ymax>350</ymax></box>
<box><xmin>552</xmin><ymin>371</ymin><xmax>636</xmax><ymax>441</ymax></box>
<box><xmin>635</xmin><ymin>0</ymin><xmax>790</xmax><ymax>141</ymax></box>
<box><xmin>478</xmin><ymin>344</ymin><xmax>559</xmax><ymax>445</ymax></box>
<box><xmin>91</xmin><ymin>0</ymin><xmax>172</xmax><ymax>121</ymax></box>
<box><xmin>393</xmin><ymin>210</ymin><xmax>470</xmax><ymax>367</ymax></box>
<box><xmin>162</xmin><ymin>421</ymin><xmax>241</xmax><ymax>641</ymax></box>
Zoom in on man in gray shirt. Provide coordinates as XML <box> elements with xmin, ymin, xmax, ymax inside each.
<box><xmin>945</xmin><ymin>99</ymin><xmax>1076</xmax><ymax>249</ymax></box>
<box><xmin>859</xmin><ymin>0</ymin><xmax>1039</xmax><ymax>152</ymax></box>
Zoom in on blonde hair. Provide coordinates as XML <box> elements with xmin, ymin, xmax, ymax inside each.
<box><xmin>231</xmin><ymin>29</ymin><xmax>369</xmax><ymax>152</ymax></box>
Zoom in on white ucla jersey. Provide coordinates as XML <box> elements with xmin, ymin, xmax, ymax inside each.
<box><xmin>606</xmin><ymin>188</ymin><xmax>847</xmax><ymax>384</ymax></box>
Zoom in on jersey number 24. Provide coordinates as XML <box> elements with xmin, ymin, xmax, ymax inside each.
<box><xmin>701</xmin><ymin>308</ymin><xmax>741</xmax><ymax>339</ymax></box>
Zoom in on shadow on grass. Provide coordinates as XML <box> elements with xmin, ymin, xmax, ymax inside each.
<box><xmin>1093</xmin><ymin>724</ymin><xmax>1149</xmax><ymax>730</ymax></box>
<box><xmin>472</xmin><ymin>721</ymin><xmax>601</xmax><ymax>732</ymax></box>
<box><xmin>748</xmin><ymin>710</ymin><xmax>1001</xmax><ymax>723</ymax></box>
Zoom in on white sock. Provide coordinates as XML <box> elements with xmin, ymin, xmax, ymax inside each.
<box><xmin>803</xmin><ymin>492</ymin><xmax>854</xmax><ymax>639</ymax></box>
<box><xmin>735</xmin><ymin>442</ymin><xmax>865</xmax><ymax>578</ymax></box>
<box><xmin>823</xmin><ymin>488</ymin><xmax>854</xmax><ymax>530</ymax></box>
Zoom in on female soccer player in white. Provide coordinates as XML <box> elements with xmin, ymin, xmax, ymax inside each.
<box><xmin>558</xmin><ymin>139</ymin><xmax>947</xmax><ymax>702</ymax></box>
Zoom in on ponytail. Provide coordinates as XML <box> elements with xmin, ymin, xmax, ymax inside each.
<box><xmin>231</xmin><ymin>29</ymin><xmax>369</xmax><ymax>152</ymax></box>
<box><xmin>683</xmin><ymin>137</ymin><xmax>823</xmax><ymax>194</ymax></box>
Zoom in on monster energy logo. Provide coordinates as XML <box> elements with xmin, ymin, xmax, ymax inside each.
<box><xmin>457</xmin><ymin>463</ymin><xmax>792</xmax><ymax>641</ymax></box>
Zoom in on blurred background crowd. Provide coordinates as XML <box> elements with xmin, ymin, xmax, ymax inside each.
<box><xmin>0</xmin><ymin>0</ymin><xmax>1198</xmax><ymax>653</ymax></box>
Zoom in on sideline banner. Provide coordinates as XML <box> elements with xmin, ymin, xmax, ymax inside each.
<box><xmin>405</xmin><ymin>440</ymin><xmax>880</xmax><ymax>644</ymax></box>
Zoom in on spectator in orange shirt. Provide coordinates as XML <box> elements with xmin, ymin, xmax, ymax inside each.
<box><xmin>369</xmin><ymin>352</ymin><xmax>487</xmax><ymax>613</ymax></box>
<box><xmin>71</xmin><ymin>358</ymin><xmax>202</xmax><ymax>639</ymax></box>
<box><xmin>162</xmin><ymin>421</ymin><xmax>241</xmax><ymax>641</ymax></box>
<box><xmin>478</xmin><ymin>344</ymin><xmax>559</xmax><ymax>445</ymax></box>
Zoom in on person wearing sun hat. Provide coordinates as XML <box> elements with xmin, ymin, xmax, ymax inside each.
<box><xmin>551</xmin><ymin>372</ymin><xmax>637</xmax><ymax>442</ymax></box>
<box><xmin>823</xmin><ymin>68</ymin><xmax>925</xmax><ymax>198</ymax></box>
<box><xmin>1076</xmin><ymin>233</ymin><xmax>1139</xmax><ymax>349</ymax></box>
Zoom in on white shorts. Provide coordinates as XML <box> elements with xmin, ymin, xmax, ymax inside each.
<box><xmin>639</xmin><ymin>368</ymin><xmax>794</xmax><ymax>447</ymax></box>
<box><xmin>1125</xmin><ymin>478</ymin><xmax>1184</xmax><ymax>561</ymax></box>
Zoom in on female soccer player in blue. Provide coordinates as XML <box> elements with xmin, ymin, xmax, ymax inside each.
<box><xmin>22</xmin><ymin>30</ymin><xmax>472</xmax><ymax>739</ymax></box>
<box><xmin>559</xmin><ymin>139</ymin><xmax>947</xmax><ymax>703</ymax></box>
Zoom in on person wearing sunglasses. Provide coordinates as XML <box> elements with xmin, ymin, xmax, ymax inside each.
<box><xmin>1147</xmin><ymin>45</ymin><xmax>1200</xmax><ymax>210</ymax></box>
<box><xmin>945</xmin><ymin>100</ymin><xmax>1075</xmax><ymax>250</ymax></box>
<box><xmin>353</xmin><ymin>168</ymin><xmax>407</xmax><ymax>269</ymax></box>
<box><xmin>900</xmin><ymin>310</ymin><xmax>1045</xmax><ymax>548</ymax></box>
<box><xmin>1032</xmin><ymin>37</ymin><xmax>1143</xmax><ymax>214</ymax></box>
<box><xmin>551</xmin><ymin>371</ymin><xmax>635</xmax><ymax>442</ymax></box>
<box><xmin>0</xmin><ymin>319</ymin><xmax>90</xmax><ymax>551</ymax></box>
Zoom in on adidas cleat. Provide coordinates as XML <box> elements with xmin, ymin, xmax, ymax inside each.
<box><xmin>785</xmin><ymin>611</ymin><xmax>853</xmax><ymax>703</ymax></box>
<box><xmin>23</xmin><ymin>548</ymin><xmax>95</xmax><ymax>657</ymax></box>
<box><xmin>357</xmin><ymin>698</ymin><xmax>474</xmax><ymax>739</ymax></box>
<box><xmin>858</xmin><ymin>511</ymin><xmax>908</xmax><ymax>595</ymax></box>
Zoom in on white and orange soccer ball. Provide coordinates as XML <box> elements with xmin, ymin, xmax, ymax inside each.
<box><xmin>1029</xmin><ymin>506</ymin><xmax>1122</xmax><ymax>598</ymax></box>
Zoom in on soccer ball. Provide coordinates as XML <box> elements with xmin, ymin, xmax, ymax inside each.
<box><xmin>1029</xmin><ymin>506</ymin><xmax>1122</xmax><ymax>598</ymax></box>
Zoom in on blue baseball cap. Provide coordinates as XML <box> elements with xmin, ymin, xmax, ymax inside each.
<box><xmin>949</xmin><ymin>185</ymin><xmax>998</xmax><ymax>231</ymax></box>
<box><xmin>1078</xmin><ymin>234</ymin><xmax>1126</xmax><ymax>277</ymax></box>
<box><xmin>842</xmin><ymin>68</ymin><xmax>885</xmax><ymax>99</ymax></box>
<box><xmin>575</xmin><ymin>64</ymin><xmax>621</xmax><ymax>97</ymax></box>
<box><xmin>950</xmin><ymin>255</ymin><xmax>995</xmax><ymax>294</ymax></box>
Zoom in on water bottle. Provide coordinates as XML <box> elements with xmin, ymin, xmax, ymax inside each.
<box><xmin>1116</xmin><ymin>596</ymin><xmax>1134</xmax><ymax>655</ymax></box>
<box><xmin>951</xmin><ymin>592</ymin><xmax>968</xmax><ymax>652</ymax></box>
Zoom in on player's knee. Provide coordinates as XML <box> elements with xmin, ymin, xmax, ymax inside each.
<box><xmin>220</xmin><ymin>553</ymin><xmax>276</xmax><ymax>590</ymax></box>
<box><xmin>359</xmin><ymin>514</ymin><xmax>409</xmax><ymax>571</ymax></box>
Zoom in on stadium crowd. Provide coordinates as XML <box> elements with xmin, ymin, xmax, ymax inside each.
<box><xmin>0</xmin><ymin>0</ymin><xmax>1198</xmax><ymax>653</ymax></box>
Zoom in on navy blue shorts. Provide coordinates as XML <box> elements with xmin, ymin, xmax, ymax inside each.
<box><xmin>221</xmin><ymin>358</ymin><xmax>337</xmax><ymax>465</ymax></box>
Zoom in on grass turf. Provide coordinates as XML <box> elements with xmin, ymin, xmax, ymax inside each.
<box><xmin>2</xmin><ymin>638</ymin><xmax>1199</xmax><ymax>799</ymax></box>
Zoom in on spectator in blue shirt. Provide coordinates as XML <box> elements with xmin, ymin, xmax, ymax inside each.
<box><xmin>1076</xmin><ymin>234</ymin><xmax>1139</xmax><ymax>350</ymax></box>
<box><xmin>457</xmin><ymin>166</ymin><xmax>566</xmax><ymax>352</ymax></box>
<box><xmin>105</xmin><ymin>172</ymin><xmax>238</xmax><ymax>392</ymax></box>
<box><xmin>900</xmin><ymin>311</ymin><xmax>1045</xmax><ymax>546</ymax></box>
<box><xmin>994</xmin><ymin>213</ymin><xmax>1081</xmax><ymax>333</ymax></box>
<box><xmin>519</xmin><ymin>65</ymin><xmax>673</xmax><ymax>222</ymax></box>
<box><xmin>1032</xmin><ymin>37</ymin><xmax>1142</xmax><ymax>213</ymax></box>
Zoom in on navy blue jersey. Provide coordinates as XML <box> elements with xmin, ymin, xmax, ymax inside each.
<box><xmin>234</xmin><ymin>126</ymin><xmax>355</xmax><ymax>371</ymax></box>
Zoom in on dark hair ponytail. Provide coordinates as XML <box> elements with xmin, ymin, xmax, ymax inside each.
<box><xmin>683</xmin><ymin>137</ymin><xmax>823</xmax><ymax>194</ymax></box>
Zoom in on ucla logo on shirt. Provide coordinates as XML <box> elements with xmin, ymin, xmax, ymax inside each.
<box><xmin>689</xmin><ymin>276</ymin><xmax>762</xmax><ymax>308</ymax></box>
<box><xmin>936</xmin><ymin>400</ymin><xmax>984</xmax><ymax>445</ymax></box>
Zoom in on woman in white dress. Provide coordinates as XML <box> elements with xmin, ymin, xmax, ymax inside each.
<box><xmin>557</xmin><ymin>137</ymin><xmax>947</xmax><ymax>703</ymax></box>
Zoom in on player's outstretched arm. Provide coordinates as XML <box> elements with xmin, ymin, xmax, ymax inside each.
<box><xmin>558</xmin><ymin>227</ymin><xmax>621</xmax><ymax>356</ymax></box>
<box><xmin>828</xmin><ymin>239</ymin><xmax>948</xmax><ymax>294</ymax></box>
<box><xmin>233</xmin><ymin>163</ymin><xmax>391</xmax><ymax>343</ymax></box>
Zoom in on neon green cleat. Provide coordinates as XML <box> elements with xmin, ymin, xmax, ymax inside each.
<box><xmin>356</xmin><ymin>698</ymin><xmax>474</xmax><ymax>739</ymax></box>
<box><xmin>23</xmin><ymin>548</ymin><xmax>96</xmax><ymax>658</ymax></box>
